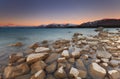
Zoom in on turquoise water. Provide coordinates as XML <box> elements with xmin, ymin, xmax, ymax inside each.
<box><xmin>0</xmin><ymin>28</ymin><xmax>119</xmax><ymax>64</ymax></box>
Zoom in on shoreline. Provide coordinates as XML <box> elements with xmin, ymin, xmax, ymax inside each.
<box><xmin>0</xmin><ymin>29</ymin><xmax>120</xmax><ymax>79</ymax></box>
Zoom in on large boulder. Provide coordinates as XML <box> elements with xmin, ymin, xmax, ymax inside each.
<box><xmin>54</xmin><ymin>66</ymin><xmax>67</xmax><ymax>78</ymax></box>
<box><xmin>108</xmin><ymin>70</ymin><xmax>120</xmax><ymax>79</ymax></box>
<box><xmin>4</xmin><ymin>63</ymin><xmax>30</xmax><ymax>79</ymax></box>
<box><xmin>8</xmin><ymin>42</ymin><xmax>23</xmax><ymax>47</ymax></box>
<box><xmin>31</xmin><ymin>61</ymin><xmax>46</xmax><ymax>74</ymax></box>
<box><xmin>31</xmin><ymin>70</ymin><xmax>45</xmax><ymax>79</ymax></box>
<box><xmin>46</xmin><ymin>62</ymin><xmax>57</xmax><ymax>73</ymax></box>
<box><xmin>35</xmin><ymin>47</ymin><xmax>50</xmax><ymax>53</ymax></box>
<box><xmin>89</xmin><ymin>63</ymin><xmax>106</xmax><ymax>79</ymax></box>
<box><xmin>45</xmin><ymin>53</ymin><xmax>59</xmax><ymax>64</ymax></box>
<box><xmin>27</xmin><ymin>53</ymin><xmax>48</xmax><ymax>63</ymax></box>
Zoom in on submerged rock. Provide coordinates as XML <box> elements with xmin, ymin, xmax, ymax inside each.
<box><xmin>8</xmin><ymin>42</ymin><xmax>23</xmax><ymax>47</ymax></box>
<box><xmin>89</xmin><ymin>62</ymin><xmax>106</xmax><ymax>79</ymax></box>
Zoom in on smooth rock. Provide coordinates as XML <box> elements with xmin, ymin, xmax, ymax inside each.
<box><xmin>108</xmin><ymin>70</ymin><xmax>120</xmax><ymax>79</ymax></box>
<box><xmin>35</xmin><ymin>47</ymin><xmax>50</xmax><ymax>53</ymax></box>
<box><xmin>61</xmin><ymin>50</ymin><xmax>70</xmax><ymax>58</ymax></box>
<box><xmin>71</xmin><ymin>50</ymin><xmax>81</xmax><ymax>58</ymax></box>
<box><xmin>45</xmin><ymin>53</ymin><xmax>59</xmax><ymax>64</ymax></box>
<box><xmin>96</xmin><ymin>46</ymin><xmax>112</xmax><ymax>59</ymax></box>
<box><xmin>27</xmin><ymin>53</ymin><xmax>48</xmax><ymax>63</ymax></box>
<box><xmin>109</xmin><ymin>60</ymin><xmax>119</xmax><ymax>67</ymax></box>
<box><xmin>69</xmin><ymin>67</ymin><xmax>79</xmax><ymax>78</ymax></box>
<box><xmin>76</xmin><ymin>59</ymin><xmax>86</xmax><ymax>70</ymax></box>
<box><xmin>4</xmin><ymin>63</ymin><xmax>30</xmax><ymax>79</ymax></box>
<box><xmin>31</xmin><ymin>61</ymin><xmax>46</xmax><ymax>74</ymax></box>
<box><xmin>89</xmin><ymin>62</ymin><xmax>106</xmax><ymax>79</ymax></box>
<box><xmin>29</xmin><ymin>42</ymin><xmax>39</xmax><ymax>49</ymax></box>
<box><xmin>46</xmin><ymin>62</ymin><xmax>57</xmax><ymax>73</ymax></box>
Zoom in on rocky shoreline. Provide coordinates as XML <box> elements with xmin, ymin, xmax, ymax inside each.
<box><xmin>0</xmin><ymin>29</ymin><xmax>120</xmax><ymax>79</ymax></box>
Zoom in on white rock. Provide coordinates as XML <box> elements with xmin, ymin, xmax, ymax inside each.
<box><xmin>35</xmin><ymin>47</ymin><xmax>50</xmax><ymax>53</ymax></box>
<box><xmin>71</xmin><ymin>50</ymin><xmax>80</xmax><ymax>58</ymax></box>
<box><xmin>108</xmin><ymin>70</ymin><xmax>120</xmax><ymax>79</ymax></box>
<box><xmin>89</xmin><ymin>63</ymin><xmax>106</xmax><ymax>79</ymax></box>
<box><xmin>61</xmin><ymin>50</ymin><xmax>69</xmax><ymax>58</ymax></box>
<box><xmin>70</xmin><ymin>67</ymin><xmax>79</xmax><ymax>77</ymax></box>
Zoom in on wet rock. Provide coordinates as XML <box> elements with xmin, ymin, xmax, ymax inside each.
<box><xmin>108</xmin><ymin>70</ymin><xmax>120</xmax><ymax>79</ymax></box>
<box><xmin>4</xmin><ymin>63</ymin><xmax>30</xmax><ymax>79</ymax></box>
<box><xmin>31</xmin><ymin>61</ymin><xmax>46</xmax><ymax>74</ymax></box>
<box><xmin>9</xmin><ymin>53</ymin><xmax>23</xmax><ymax>64</ymax></box>
<box><xmin>27</xmin><ymin>53</ymin><xmax>48</xmax><ymax>63</ymax></box>
<box><xmin>46</xmin><ymin>62</ymin><xmax>57</xmax><ymax>73</ymax></box>
<box><xmin>61</xmin><ymin>50</ymin><xmax>70</xmax><ymax>58</ymax></box>
<box><xmin>29</xmin><ymin>42</ymin><xmax>39</xmax><ymax>49</ymax></box>
<box><xmin>8</xmin><ymin>42</ymin><xmax>23</xmax><ymax>47</ymax></box>
<box><xmin>31</xmin><ymin>70</ymin><xmax>45</xmax><ymax>79</ymax></box>
<box><xmin>54</xmin><ymin>66</ymin><xmax>67</xmax><ymax>78</ymax></box>
<box><xmin>109</xmin><ymin>60</ymin><xmax>119</xmax><ymax>67</ymax></box>
<box><xmin>24</xmin><ymin>49</ymin><xmax>34</xmax><ymax>55</ymax></box>
<box><xmin>35</xmin><ymin>47</ymin><xmax>50</xmax><ymax>53</ymax></box>
<box><xmin>89</xmin><ymin>62</ymin><xmax>106</xmax><ymax>79</ymax></box>
<box><xmin>17</xmin><ymin>57</ymin><xmax>26</xmax><ymax>64</ymax></box>
<box><xmin>45</xmin><ymin>53</ymin><xmax>59</xmax><ymax>64</ymax></box>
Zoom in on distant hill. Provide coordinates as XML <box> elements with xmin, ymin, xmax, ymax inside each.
<box><xmin>77</xmin><ymin>19</ymin><xmax>120</xmax><ymax>28</ymax></box>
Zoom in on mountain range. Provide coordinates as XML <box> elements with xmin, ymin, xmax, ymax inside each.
<box><xmin>0</xmin><ymin>19</ymin><xmax>120</xmax><ymax>28</ymax></box>
<box><xmin>38</xmin><ymin>19</ymin><xmax>120</xmax><ymax>28</ymax></box>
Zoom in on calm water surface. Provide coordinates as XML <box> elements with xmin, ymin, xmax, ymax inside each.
<box><xmin>0</xmin><ymin>28</ymin><xmax>119</xmax><ymax>65</ymax></box>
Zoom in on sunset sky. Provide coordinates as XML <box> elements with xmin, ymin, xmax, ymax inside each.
<box><xmin>0</xmin><ymin>0</ymin><xmax>120</xmax><ymax>26</ymax></box>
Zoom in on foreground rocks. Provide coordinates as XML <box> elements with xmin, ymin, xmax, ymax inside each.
<box><xmin>1</xmin><ymin>28</ymin><xmax>120</xmax><ymax>79</ymax></box>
